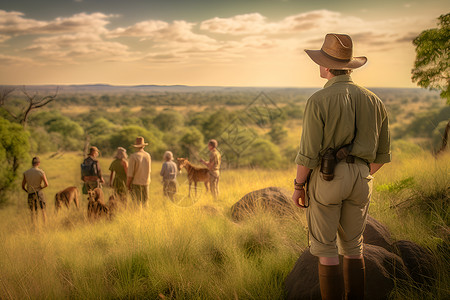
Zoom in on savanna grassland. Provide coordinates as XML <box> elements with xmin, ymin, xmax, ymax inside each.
<box><xmin>0</xmin><ymin>85</ymin><xmax>449</xmax><ymax>299</ymax></box>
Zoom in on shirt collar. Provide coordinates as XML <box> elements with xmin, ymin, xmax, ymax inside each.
<box><xmin>324</xmin><ymin>74</ymin><xmax>353</xmax><ymax>88</ymax></box>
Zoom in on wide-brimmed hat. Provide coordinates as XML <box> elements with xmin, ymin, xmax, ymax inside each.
<box><xmin>133</xmin><ymin>136</ymin><xmax>148</xmax><ymax>147</ymax></box>
<box><xmin>305</xmin><ymin>33</ymin><xmax>367</xmax><ymax>70</ymax></box>
<box><xmin>89</xmin><ymin>146</ymin><xmax>100</xmax><ymax>153</ymax></box>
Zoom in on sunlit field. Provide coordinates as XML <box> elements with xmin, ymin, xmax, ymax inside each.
<box><xmin>0</xmin><ymin>149</ymin><xmax>448</xmax><ymax>299</ymax></box>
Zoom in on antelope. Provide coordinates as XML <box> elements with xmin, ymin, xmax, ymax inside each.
<box><xmin>177</xmin><ymin>158</ymin><xmax>210</xmax><ymax>197</ymax></box>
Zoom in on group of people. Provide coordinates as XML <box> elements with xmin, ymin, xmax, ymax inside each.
<box><xmin>21</xmin><ymin>33</ymin><xmax>391</xmax><ymax>299</ymax></box>
<box><xmin>21</xmin><ymin>136</ymin><xmax>222</xmax><ymax>224</ymax></box>
<box><xmin>80</xmin><ymin>136</ymin><xmax>152</xmax><ymax>205</ymax></box>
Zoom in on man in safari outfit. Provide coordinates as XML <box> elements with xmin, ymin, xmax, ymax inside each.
<box><xmin>22</xmin><ymin>157</ymin><xmax>49</xmax><ymax>225</ymax></box>
<box><xmin>292</xmin><ymin>33</ymin><xmax>391</xmax><ymax>299</ymax></box>
<box><xmin>201</xmin><ymin>139</ymin><xmax>221</xmax><ymax>200</ymax></box>
<box><xmin>127</xmin><ymin>136</ymin><xmax>151</xmax><ymax>205</ymax></box>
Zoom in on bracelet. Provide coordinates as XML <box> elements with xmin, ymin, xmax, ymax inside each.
<box><xmin>294</xmin><ymin>179</ymin><xmax>306</xmax><ymax>188</ymax></box>
<box><xmin>294</xmin><ymin>186</ymin><xmax>304</xmax><ymax>191</ymax></box>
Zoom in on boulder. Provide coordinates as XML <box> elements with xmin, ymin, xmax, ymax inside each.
<box><xmin>393</xmin><ymin>240</ymin><xmax>436</xmax><ymax>288</ymax></box>
<box><xmin>285</xmin><ymin>244</ymin><xmax>410</xmax><ymax>300</ymax></box>
<box><xmin>363</xmin><ymin>215</ymin><xmax>394</xmax><ymax>251</ymax></box>
<box><xmin>230</xmin><ymin>187</ymin><xmax>294</xmax><ymax>221</ymax></box>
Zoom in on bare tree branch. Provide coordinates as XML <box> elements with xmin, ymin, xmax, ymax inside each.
<box><xmin>0</xmin><ymin>86</ymin><xmax>59</xmax><ymax>127</ymax></box>
<box><xmin>0</xmin><ymin>87</ymin><xmax>15</xmax><ymax>106</ymax></box>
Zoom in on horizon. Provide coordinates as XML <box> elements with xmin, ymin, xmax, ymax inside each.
<box><xmin>0</xmin><ymin>0</ymin><xmax>448</xmax><ymax>88</ymax></box>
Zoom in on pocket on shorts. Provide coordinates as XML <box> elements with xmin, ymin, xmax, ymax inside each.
<box><xmin>314</xmin><ymin>171</ymin><xmax>344</xmax><ymax>205</ymax></box>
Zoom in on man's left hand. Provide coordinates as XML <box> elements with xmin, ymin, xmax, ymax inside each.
<box><xmin>292</xmin><ymin>189</ymin><xmax>306</xmax><ymax>208</ymax></box>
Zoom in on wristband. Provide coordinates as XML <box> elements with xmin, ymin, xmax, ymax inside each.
<box><xmin>294</xmin><ymin>179</ymin><xmax>306</xmax><ymax>188</ymax></box>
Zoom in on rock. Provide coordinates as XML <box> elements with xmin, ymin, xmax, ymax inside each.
<box><xmin>230</xmin><ymin>187</ymin><xmax>294</xmax><ymax>221</ymax></box>
<box><xmin>363</xmin><ymin>215</ymin><xmax>394</xmax><ymax>251</ymax></box>
<box><xmin>285</xmin><ymin>244</ymin><xmax>410</xmax><ymax>300</ymax></box>
<box><xmin>393</xmin><ymin>240</ymin><xmax>436</xmax><ymax>288</ymax></box>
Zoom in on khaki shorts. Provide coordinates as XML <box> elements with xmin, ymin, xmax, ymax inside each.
<box><xmin>306</xmin><ymin>160</ymin><xmax>373</xmax><ymax>257</ymax></box>
<box><xmin>28</xmin><ymin>191</ymin><xmax>46</xmax><ymax>210</ymax></box>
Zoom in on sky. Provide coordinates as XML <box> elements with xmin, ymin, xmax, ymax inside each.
<box><xmin>0</xmin><ymin>0</ymin><xmax>448</xmax><ymax>87</ymax></box>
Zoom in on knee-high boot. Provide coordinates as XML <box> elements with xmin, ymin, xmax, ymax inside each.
<box><xmin>318</xmin><ymin>263</ymin><xmax>344</xmax><ymax>300</ymax></box>
<box><xmin>343</xmin><ymin>257</ymin><xmax>365</xmax><ymax>300</ymax></box>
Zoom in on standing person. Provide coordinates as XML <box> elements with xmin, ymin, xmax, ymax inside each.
<box><xmin>292</xmin><ymin>33</ymin><xmax>391</xmax><ymax>299</ymax></box>
<box><xmin>200</xmin><ymin>139</ymin><xmax>221</xmax><ymax>200</ymax></box>
<box><xmin>81</xmin><ymin>146</ymin><xmax>105</xmax><ymax>194</ymax></box>
<box><xmin>160</xmin><ymin>150</ymin><xmax>178</xmax><ymax>201</ymax></box>
<box><xmin>127</xmin><ymin>137</ymin><xmax>151</xmax><ymax>205</ymax></box>
<box><xmin>22</xmin><ymin>157</ymin><xmax>49</xmax><ymax>225</ymax></box>
<box><xmin>109</xmin><ymin>147</ymin><xmax>128</xmax><ymax>205</ymax></box>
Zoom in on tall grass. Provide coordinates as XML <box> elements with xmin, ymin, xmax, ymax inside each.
<box><xmin>0</xmin><ymin>150</ymin><xmax>448</xmax><ymax>299</ymax></box>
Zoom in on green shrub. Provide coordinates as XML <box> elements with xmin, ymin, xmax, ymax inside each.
<box><xmin>0</xmin><ymin>117</ymin><xmax>29</xmax><ymax>203</ymax></box>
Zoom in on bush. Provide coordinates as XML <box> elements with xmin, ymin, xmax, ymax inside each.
<box><xmin>245</xmin><ymin>138</ymin><xmax>282</xmax><ymax>169</ymax></box>
<box><xmin>0</xmin><ymin>117</ymin><xmax>29</xmax><ymax>203</ymax></box>
<box><xmin>179</xmin><ymin>127</ymin><xmax>205</xmax><ymax>158</ymax></box>
<box><xmin>109</xmin><ymin>125</ymin><xmax>166</xmax><ymax>159</ymax></box>
<box><xmin>153</xmin><ymin>110</ymin><xmax>184</xmax><ymax>132</ymax></box>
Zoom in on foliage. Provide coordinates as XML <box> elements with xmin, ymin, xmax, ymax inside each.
<box><xmin>152</xmin><ymin>109</ymin><xmax>184</xmax><ymax>132</ymax></box>
<box><xmin>268</xmin><ymin>123</ymin><xmax>288</xmax><ymax>144</ymax></box>
<box><xmin>202</xmin><ymin>111</ymin><xmax>236</xmax><ymax>141</ymax></box>
<box><xmin>245</xmin><ymin>138</ymin><xmax>283</xmax><ymax>169</ymax></box>
<box><xmin>85</xmin><ymin>118</ymin><xmax>117</xmax><ymax>137</ymax></box>
<box><xmin>0</xmin><ymin>117</ymin><xmax>29</xmax><ymax>203</ymax></box>
<box><xmin>45</xmin><ymin>115</ymin><xmax>85</xmax><ymax>151</ymax></box>
<box><xmin>179</xmin><ymin>126</ymin><xmax>205</xmax><ymax>158</ymax></box>
<box><xmin>412</xmin><ymin>13</ymin><xmax>450</xmax><ymax>103</ymax></box>
<box><xmin>109</xmin><ymin>125</ymin><xmax>166</xmax><ymax>159</ymax></box>
<box><xmin>395</xmin><ymin>106</ymin><xmax>450</xmax><ymax>139</ymax></box>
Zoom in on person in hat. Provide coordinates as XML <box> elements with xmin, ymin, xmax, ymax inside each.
<box><xmin>160</xmin><ymin>150</ymin><xmax>178</xmax><ymax>201</ymax></box>
<box><xmin>81</xmin><ymin>146</ymin><xmax>105</xmax><ymax>194</ymax></box>
<box><xmin>109</xmin><ymin>147</ymin><xmax>128</xmax><ymax>205</ymax></box>
<box><xmin>22</xmin><ymin>157</ymin><xmax>49</xmax><ymax>225</ymax></box>
<box><xmin>292</xmin><ymin>33</ymin><xmax>391</xmax><ymax>299</ymax></box>
<box><xmin>127</xmin><ymin>137</ymin><xmax>151</xmax><ymax>205</ymax></box>
<box><xmin>200</xmin><ymin>139</ymin><xmax>221</xmax><ymax>200</ymax></box>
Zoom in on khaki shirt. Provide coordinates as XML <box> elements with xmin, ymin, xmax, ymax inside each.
<box><xmin>295</xmin><ymin>75</ymin><xmax>391</xmax><ymax>169</ymax></box>
<box><xmin>23</xmin><ymin>167</ymin><xmax>46</xmax><ymax>192</ymax></box>
<box><xmin>128</xmin><ymin>149</ymin><xmax>151</xmax><ymax>185</ymax></box>
<box><xmin>209</xmin><ymin>149</ymin><xmax>221</xmax><ymax>171</ymax></box>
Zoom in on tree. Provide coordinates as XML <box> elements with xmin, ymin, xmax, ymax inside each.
<box><xmin>412</xmin><ymin>13</ymin><xmax>450</xmax><ymax>152</ymax></box>
<box><xmin>0</xmin><ymin>117</ymin><xmax>29</xmax><ymax>203</ymax></box>
<box><xmin>153</xmin><ymin>110</ymin><xmax>184</xmax><ymax>132</ymax></box>
<box><xmin>0</xmin><ymin>86</ymin><xmax>58</xmax><ymax>127</ymax></box>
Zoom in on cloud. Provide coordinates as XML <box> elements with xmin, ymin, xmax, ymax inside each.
<box><xmin>25</xmin><ymin>33</ymin><xmax>134</xmax><ymax>63</ymax></box>
<box><xmin>0</xmin><ymin>10</ymin><xmax>114</xmax><ymax>35</ymax></box>
<box><xmin>110</xmin><ymin>20</ymin><xmax>218</xmax><ymax>45</ymax></box>
<box><xmin>0</xmin><ymin>34</ymin><xmax>10</xmax><ymax>43</ymax></box>
<box><xmin>0</xmin><ymin>10</ymin><xmax>46</xmax><ymax>35</ymax></box>
<box><xmin>0</xmin><ymin>53</ymin><xmax>37</xmax><ymax>65</ymax></box>
<box><xmin>0</xmin><ymin>8</ymin><xmax>432</xmax><ymax>69</ymax></box>
<box><xmin>199</xmin><ymin>10</ymin><xmax>350</xmax><ymax>35</ymax></box>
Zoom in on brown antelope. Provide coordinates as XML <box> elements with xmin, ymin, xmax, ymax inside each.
<box><xmin>55</xmin><ymin>186</ymin><xmax>79</xmax><ymax>213</ymax></box>
<box><xmin>177</xmin><ymin>158</ymin><xmax>210</xmax><ymax>197</ymax></box>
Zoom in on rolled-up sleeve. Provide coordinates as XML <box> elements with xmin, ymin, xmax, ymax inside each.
<box><xmin>295</xmin><ymin>98</ymin><xmax>323</xmax><ymax>169</ymax></box>
<box><xmin>373</xmin><ymin>114</ymin><xmax>391</xmax><ymax>164</ymax></box>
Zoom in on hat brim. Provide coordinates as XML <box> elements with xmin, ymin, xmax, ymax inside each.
<box><xmin>305</xmin><ymin>49</ymin><xmax>367</xmax><ymax>70</ymax></box>
<box><xmin>133</xmin><ymin>143</ymin><xmax>148</xmax><ymax>147</ymax></box>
